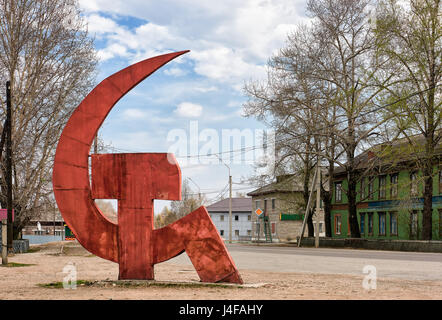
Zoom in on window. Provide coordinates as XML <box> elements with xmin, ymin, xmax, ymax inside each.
<box><xmin>410</xmin><ymin>172</ymin><xmax>418</xmax><ymax>196</ymax></box>
<box><xmin>247</xmin><ymin>230</ymin><xmax>251</xmax><ymax>236</ymax></box>
<box><xmin>411</xmin><ymin>211</ymin><xmax>418</xmax><ymax>236</ymax></box>
<box><xmin>220</xmin><ymin>230</ymin><xmax>224</xmax><ymax>236</ymax></box>
<box><xmin>264</xmin><ymin>199</ymin><xmax>268</xmax><ymax>212</ymax></box>
<box><xmin>220</xmin><ymin>215</ymin><xmax>224</xmax><ymax>221</ymax></box>
<box><xmin>248</xmin><ymin>215</ymin><xmax>251</xmax><ymax>221</ymax></box>
<box><xmin>334</xmin><ymin>215</ymin><xmax>342</xmax><ymax>235</ymax></box>
<box><xmin>390</xmin><ymin>174</ymin><xmax>398</xmax><ymax>198</ymax></box>
<box><xmin>272</xmin><ymin>199</ymin><xmax>276</xmax><ymax>210</ymax></box>
<box><xmin>439</xmin><ymin>210</ymin><xmax>442</xmax><ymax>237</ymax></box>
<box><xmin>360</xmin><ymin>178</ymin><xmax>366</xmax><ymax>200</ymax></box>
<box><xmin>235</xmin><ymin>215</ymin><xmax>239</xmax><ymax>221</ymax></box>
<box><xmin>367</xmin><ymin>177</ymin><xmax>374</xmax><ymax>200</ymax></box>
<box><xmin>379</xmin><ymin>212</ymin><xmax>386</xmax><ymax>236</ymax></box>
<box><xmin>255</xmin><ymin>200</ymin><xmax>261</xmax><ymax>210</ymax></box>
<box><xmin>390</xmin><ymin>212</ymin><xmax>398</xmax><ymax>236</ymax></box>
<box><xmin>367</xmin><ymin>213</ymin><xmax>373</xmax><ymax>235</ymax></box>
<box><xmin>439</xmin><ymin>170</ymin><xmax>442</xmax><ymax>194</ymax></box>
<box><xmin>335</xmin><ymin>182</ymin><xmax>342</xmax><ymax>203</ymax></box>
<box><xmin>235</xmin><ymin>230</ymin><xmax>239</xmax><ymax>236</ymax></box>
<box><xmin>379</xmin><ymin>175</ymin><xmax>387</xmax><ymax>199</ymax></box>
<box><xmin>360</xmin><ymin>213</ymin><xmax>365</xmax><ymax>234</ymax></box>
<box><xmin>319</xmin><ymin>222</ymin><xmax>323</xmax><ymax>234</ymax></box>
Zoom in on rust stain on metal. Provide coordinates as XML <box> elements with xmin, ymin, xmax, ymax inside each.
<box><xmin>52</xmin><ymin>51</ymin><xmax>243</xmax><ymax>284</ymax></box>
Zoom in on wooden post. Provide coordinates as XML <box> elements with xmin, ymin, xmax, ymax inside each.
<box><xmin>315</xmin><ymin>164</ymin><xmax>321</xmax><ymax>248</ymax></box>
<box><xmin>1</xmin><ymin>219</ymin><xmax>7</xmax><ymax>264</ymax></box>
<box><xmin>298</xmin><ymin>167</ymin><xmax>318</xmax><ymax>247</ymax></box>
<box><xmin>6</xmin><ymin>81</ymin><xmax>13</xmax><ymax>253</ymax></box>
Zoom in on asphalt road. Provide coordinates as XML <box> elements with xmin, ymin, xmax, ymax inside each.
<box><xmin>167</xmin><ymin>244</ymin><xmax>442</xmax><ymax>281</ymax></box>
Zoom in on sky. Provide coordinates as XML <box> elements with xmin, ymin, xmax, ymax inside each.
<box><xmin>77</xmin><ymin>0</ymin><xmax>310</xmax><ymax>213</ymax></box>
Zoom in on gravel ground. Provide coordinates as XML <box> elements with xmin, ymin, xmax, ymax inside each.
<box><xmin>0</xmin><ymin>241</ymin><xmax>441</xmax><ymax>300</ymax></box>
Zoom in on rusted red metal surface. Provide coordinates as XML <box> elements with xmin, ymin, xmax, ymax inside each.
<box><xmin>52</xmin><ymin>51</ymin><xmax>243</xmax><ymax>284</ymax></box>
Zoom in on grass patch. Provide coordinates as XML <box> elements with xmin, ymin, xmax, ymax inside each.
<box><xmin>38</xmin><ymin>280</ymin><xmax>243</xmax><ymax>289</ymax></box>
<box><xmin>0</xmin><ymin>262</ymin><xmax>36</xmax><ymax>267</ymax></box>
<box><xmin>38</xmin><ymin>280</ymin><xmax>94</xmax><ymax>289</ymax></box>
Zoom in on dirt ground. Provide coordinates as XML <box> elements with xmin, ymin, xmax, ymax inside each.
<box><xmin>0</xmin><ymin>241</ymin><xmax>441</xmax><ymax>300</ymax></box>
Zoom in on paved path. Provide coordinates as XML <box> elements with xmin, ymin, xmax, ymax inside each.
<box><xmin>166</xmin><ymin>244</ymin><xmax>442</xmax><ymax>281</ymax></box>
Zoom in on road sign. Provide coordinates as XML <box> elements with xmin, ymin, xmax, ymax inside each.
<box><xmin>0</xmin><ymin>209</ymin><xmax>13</xmax><ymax>221</ymax></box>
<box><xmin>255</xmin><ymin>208</ymin><xmax>263</xmax><ymax>217</ymax></box>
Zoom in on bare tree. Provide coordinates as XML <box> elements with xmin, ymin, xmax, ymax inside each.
<box><xmin>374</xmin><ymin>0</ymin><xmax>441</xmax><ymax>239</ymax></box>
<box><xmin>170</xmin><ymin>178</ymin><xmax>206</xmax><ymax>219</ymax></box>
<box><xmin>0</xmin><ymin>0</ymin><xmax>97</xmax><ymax>240</ymax></box>
<box><xmin>305</xmin><ymin>0</ymin><xmax>396</xmax><ymax>238</ymax></box>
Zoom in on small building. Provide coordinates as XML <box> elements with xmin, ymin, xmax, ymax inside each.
<box><xmin>21</xmin><ymin>209</ymin><xmax>65</xmax><ymax>244</ymax></box>
<box><xmin>206</xmin><ymin>198</ymin><xmax>252</xmax><ymax>241</ymax></box>
<box><xmin>247</xmin><ymin>174</ymin><xmax>325</xmax><ymax>242</ymax></box>
<box><xmin>330</xmin><ymin>137</ymin><xmax>442</xmax><ymax>240</ymax></box>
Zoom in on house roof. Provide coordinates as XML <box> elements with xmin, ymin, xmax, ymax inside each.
<box><xmin>246</xmin><ymin>174</ymin><xmax>304</xmax><ymax>197</ymax></box>
<box><xmin>206</xmin><ymin>197</ymin><xmax>252</xmax><ymax>213</ymax></box>
<box><xmin>334</xmin><ymin>133</ymin><xmax>442</xmax><ymax>176</ymax></box>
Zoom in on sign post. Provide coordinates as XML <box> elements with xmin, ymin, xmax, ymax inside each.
<box><xmin>1</xmin><ymin>209</ymin><xmax>13</xmax><ymax>265</ymax></box>
<box><xmin>1</xmin><ymin>219</ymin><xmax>6</xmax><ymax>265</ymax></box>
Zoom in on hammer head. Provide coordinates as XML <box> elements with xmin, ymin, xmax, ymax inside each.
<box><xmin>91</xmin><ymin>153</ymin><xmax>182</xmax><ymax>203</ymax></box>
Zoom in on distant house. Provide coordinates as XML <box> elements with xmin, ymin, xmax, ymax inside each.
<box><xmin>21</xmin><ymin>209</ymin><xmax>65</xmax><ymax>244</ymax></box>
<box><xmin>247</xmin><ymin>174</ymin><xmax>325</xmax><ymax>242</ymax></box>
<box><xmin>331</xmin><ymin>137</ymin><xmax>442</xmax><ymax>240</ymax></box>
<box><xmin>206</xmin><ymin>198</ymin><xmax>252</xmax><ymax>241</ymax></box>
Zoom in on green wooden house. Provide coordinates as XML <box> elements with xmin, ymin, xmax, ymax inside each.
<box><xmin>331</xmin><ymin>137</ymin><xmax>442</xmax><ymax>240</ymax></box>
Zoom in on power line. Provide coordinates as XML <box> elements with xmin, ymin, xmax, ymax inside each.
<box><xmin>104</xmin><ymin>85</ymin><xmax>440</xmax><ymax>160</ymax></box>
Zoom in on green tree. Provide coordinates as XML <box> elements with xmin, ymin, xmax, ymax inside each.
<box><xmin>374</xmin><ymin>0</ymin><xmax>441</xmax><ymax>239</ymax></box>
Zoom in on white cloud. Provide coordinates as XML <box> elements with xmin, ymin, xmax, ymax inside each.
<box><xmin>86</xmin><ymin>14</ymin><xmax>119</xmax><ymax>35</ymax></box>
<box><xmin>80</xmin><ymin>1</ymin><xmax>309</xmax><ymax>88</ymax></box>
<box><xmin>174</xmin><ymin>102</ymin><xmax>203</xmax><ymax>118</ymax></box>
<box><xmin>164</xmin><ymin>67</ymin><xmax>187</xmax><ymax>77</ymax></box>
<box><xmin>121</xmin><ymin>108</ymin><xmax>146</xmax><ymax>119</ymax></box>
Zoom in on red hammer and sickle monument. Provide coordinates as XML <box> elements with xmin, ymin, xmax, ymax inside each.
<box><xmin>52</xmin><ymin>50</ymin><xmax>243</xmax><ymax>283</ymax></box>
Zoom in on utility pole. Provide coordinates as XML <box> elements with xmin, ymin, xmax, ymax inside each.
<box><xmin>6</xmin><ymin>81</ymin><xmax>13</xmax><ymax>254</ymax></box>
<box><xmin>315</xmin><ymin>162</ymin><xmax>321</xmax><ymax>248</ymax></box>
<box><xmin>298</xmin><ymin>165</ymin><xmax>318</xmax><ymax>247</ymax></box>
<box><xmin>229</xmin><ymin>174</ymin><xmax>232</xmax><ymax>243</ymax></box>
<box><xmin>214</xmin><ymin>154</ymin><xmax>232</xmax><ymax>243</ymax></box>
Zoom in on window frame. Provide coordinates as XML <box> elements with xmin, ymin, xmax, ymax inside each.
<box><xmin>439</xmin><ymin>170</ymin><xmax>442</xmax><ymax>195</ymax></box>
<box><xmin>334</xmin><ymin>214</ymin><xmax>342</xmax><ymax>235</ymax></box>
<box><xmin>410</xmin><ymin>210</ymin><xmax>418</xmax><ymax>236</ymax></box>
<box><xmin>367</xmin><ymin>177</ymin><xmax>374</xmax><ymax>200</ymax></box>
<box><xmin>390</xmin><ymin>173</ymin><xmax>399</xmax><ymax>199</ymax></box>
<box><xmin>367</xmin><ymin>213</ymin><xmax>373</xmax><ymax>235</ymax></box>
<box><xmin>390</xmin><ymin>212</ymin><xmax>398</xmax><ymax>236</ymax></box>
<box><xmin>360</xmin><ymin>213</ymin><xmax>365</xmax><ymax>235</ymax></box>
<box><xmin>410</xmin><ymin>172</ymin><xmax>418</xmax><ymax>197</ymax></box>
<box><xmin>379</xmin><ymin>175</ymin><xmax>387</xmax><ymax>200</ymax></box>
<box><xmin>378</xmin><ymin>212</ymin><xmax>386</xmax><ymax>236</ymax></box>
<box><xmin>335</xmin><ymin>182</ymin><xmax>342</xmax><ymax>203</ymax></box>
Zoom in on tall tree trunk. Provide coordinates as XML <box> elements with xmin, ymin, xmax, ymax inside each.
<box><xmin>303</xmin><ymin>156</ymin><xmax>314</xmax><ymax>237</ymax></box>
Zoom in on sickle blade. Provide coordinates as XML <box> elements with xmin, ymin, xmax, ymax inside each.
<box><xmin>53</xmin><ymin>51</ymin><xmax>189</xmax><ymax>262</ymax></box>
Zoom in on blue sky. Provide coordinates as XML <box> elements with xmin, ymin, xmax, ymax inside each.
<box><xmin>78</xmin><ymin>0</ymin><xmax>310</xmax><ymax>213</ymax></box>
